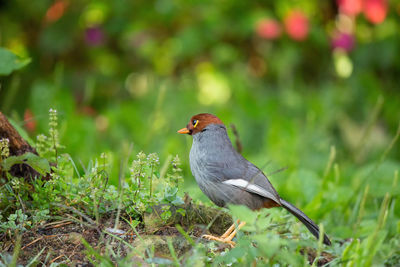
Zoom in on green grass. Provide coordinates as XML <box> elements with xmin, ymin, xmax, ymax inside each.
<box><xmin>1</xmin><ymin>87</ymin><xmax>399</xmax><ymax>265</ymax></box>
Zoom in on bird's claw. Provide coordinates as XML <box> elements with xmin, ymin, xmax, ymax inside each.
<box><xmin>202</xmin><ymin>234</ymin><xmax>236</xmax><ymax>248</ymax></box>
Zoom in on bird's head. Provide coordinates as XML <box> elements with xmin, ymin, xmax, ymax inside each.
<box><xmin>177</xmin><ymin>113</ymin><xmax>224</xmax><ymax>136</ymax></box>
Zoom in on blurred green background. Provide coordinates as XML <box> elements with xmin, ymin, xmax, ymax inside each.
<box><xmin>1</xmin><ymin>0</ymin><xmax>399</xmax><ymax>244</ymax></box>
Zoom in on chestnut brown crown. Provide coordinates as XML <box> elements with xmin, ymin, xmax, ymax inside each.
<box><xmin>178</xmin><ymin>113</ymin><xmax>224</xmax><ymax>135</ymax></box>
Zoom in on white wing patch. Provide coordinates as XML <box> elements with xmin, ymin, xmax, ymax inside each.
<box><xmin>222</xmin><ymin>179</ymin><xmax>279</xmax><ymax>202</ymax></box>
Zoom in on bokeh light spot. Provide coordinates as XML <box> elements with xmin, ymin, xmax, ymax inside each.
<box><xmin>364</xmin><ymin>0</ymin><xmax>388</xmax><ymax>24</ymax></box>
<box><xmin>85</xmin><ymin>26</ymin><xmax>105</xmax><ymax>46</ymax></box>
<box><xmin>284</xmin><ymin>10</ymin><xmax>309</xmax><ymax>41</ymax></box>
<box><xmin>331</xmin><ymin>32</ymin><xmax>355</xmax><ymax>52</ymax></box>
<box><xmin>46</xmin><ymin>0</ymin><xmax>68</xmax><ymax>23</ymax></box>
<box><xmin>95</xmin><ymin>115</ymin><xmax>109</xmax><ymax>132</ymax></box>
<box><xmin>82</xmin><ymin>2</ymin><xmax>108</xmax><ymax>26</ymax></box>
<box><xmin>196</xmin><ymin>63</ymin><xmax>231</xmax><ymax>106</ymax></box>
<box><xmin>125</xmin><ymin>73</ymin><xmax>149</xmax><ymax>98</ymax></box>
<box><xmin>256</xmin><ymin>19</ymin><xmax>282</xmax><ymax>40</ymax></box>
<box><xmin>337</xmin><ymin>0</ymin><xmax>362</xmax><ymax>16</ymax></box>
<box><xmin>333</xmin><ymin>49</ymin><xmax>353</xmax><ymax>78</ymax></box>
<box><xmin>24</xmin><ymin>109</ymin><xmax>36</xmax><ymax>133</ymax></box>
<box><xmin>336</xmin><ymin>14</ymin><xmax>354</xmax><ymax>33</ymax></box>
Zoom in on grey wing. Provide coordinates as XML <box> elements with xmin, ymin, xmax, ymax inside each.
<box><xmin>206</xmin><ymin>154</ymin><xmax>281</xmax><ymax>205</ymax></box>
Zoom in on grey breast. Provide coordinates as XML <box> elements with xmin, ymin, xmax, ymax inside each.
<box><xmin>189</xmin><ymin>124</ymin><xmax>277</xmax><ymax>209</ymax></box>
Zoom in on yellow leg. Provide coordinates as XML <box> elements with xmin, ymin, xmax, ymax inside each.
<box><xmin>202</xmin><ymin>221</ymin><xmax>246</xmax><ymax>248</ymax></box>
<box><xmin>220</xmin><ymin>220</ymin><xmax>239</xmax><ymax>239</ymax></box>
<box><xmin>226</xmin><ymin>221</ymin><xmax>246</xmax><ymax>241</ymax></box>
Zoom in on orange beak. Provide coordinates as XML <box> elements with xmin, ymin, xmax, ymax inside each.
<box><xmin>177</xmin><ymin>127</ymin><xmax>190</xmax><ymax>134</ymax></box>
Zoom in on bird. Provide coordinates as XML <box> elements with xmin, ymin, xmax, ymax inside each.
<box><xmin>178</xmin><ymin>113</ymin><xmax>331</xmax><ymax>247</ymax></box>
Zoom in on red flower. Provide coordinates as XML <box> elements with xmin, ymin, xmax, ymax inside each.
<box><xmin>337</xmin><ymin>0</ymin><xmax>363</xmax><ymax>16</ymax></box>
<box><xmin>364</xmin><ymin>0</ymin><xmax>388</xmax><ymax>24</ymax></box>
<box><xmin>24</xmin><ymin>109</ymin><xmax>37</xmax><ymax>133</ymax></box>
<box><xmin>284</xmin><ymin>10</ymin><xmax>309</xmax><ymax>41</ymax></box>
<box><xmin>256</xmin><ymin>19</ymin><xmax>282</xmax><ymax>40</ymax></box>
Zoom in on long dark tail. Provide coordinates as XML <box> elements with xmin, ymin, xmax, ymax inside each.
<box><xmin>280</xmin><ymin>199</ymin><xmax>331</xmax><ymax>246</ymax></box>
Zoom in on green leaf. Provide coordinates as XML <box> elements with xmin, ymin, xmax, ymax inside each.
<box><xmin>228</xmin><ymin>204</ymin><xmax>258</xmax><ymax>226</ymax></box>
<box><xmin>0</xmin><ymin>47</ymin><xmax>31</xmax><ymax>76</ymax></box>
<box><xmin>2</xmin><ymin>152</ymin><xmax>50</xmax><ymax>176</ymax></box>
<box><xmin>7</xmin><ymin>117</ymin><xmax>35</xmax><ymax>146</ymax></box>
<box><xmin>341</xmin><ymin>239</ymin><xmax>360</xmax><ymax>265</ymax></box>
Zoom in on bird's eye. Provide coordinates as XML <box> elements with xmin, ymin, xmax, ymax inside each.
<box><xmin>192</xmin><ymin>120</ymin><xmax>199</xmax><ymax>128</ymax></box>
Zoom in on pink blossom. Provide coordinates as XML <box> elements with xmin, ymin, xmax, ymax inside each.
<box><xmin>85</xmin><ymin>26</ymin><xmax>104</xmax><ymax>46</ymax></box>
<box><xmin>364</xmin><ymin>0</ymin><xmax>388</xmax><ymax>24</ymax></box>
<box><xmin>332</xmin><ymin>32</ymin><xmax>355</xmax><ymax>52</ymax></box>
<box><xmin>337</xmin><ymin>0</ymin><xmax>363</xmax><ymax>16</ymax></box>
<box><xmin>284</xmin><ymin>10</ymin><xmax>309</xmax><ymax>41</ymax></box>
<box><xmin>256</xmin><ymin>19</ymin><xmax>282</xmax><ymax>40</ymax></box>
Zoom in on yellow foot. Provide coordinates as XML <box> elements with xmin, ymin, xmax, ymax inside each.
<box><xmin>202</xmin><ymin>221</ymin><xmax>246</xmax><ymax>248</ymax></box>
<box><xmin>202</xmin><ymin>234</ymin><xmax>236</xmax><ymax>248</ymax></box>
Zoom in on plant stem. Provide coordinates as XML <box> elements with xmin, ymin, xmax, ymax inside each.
<box><xmin>133</xmin><ymin>165</ymin><xmax>142</xmax><ymax>202</ymax></box>
<box><xmin>149</xmin><ymin>165</ymin><xmax>153</xmax><ymax>198</ymax></box>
